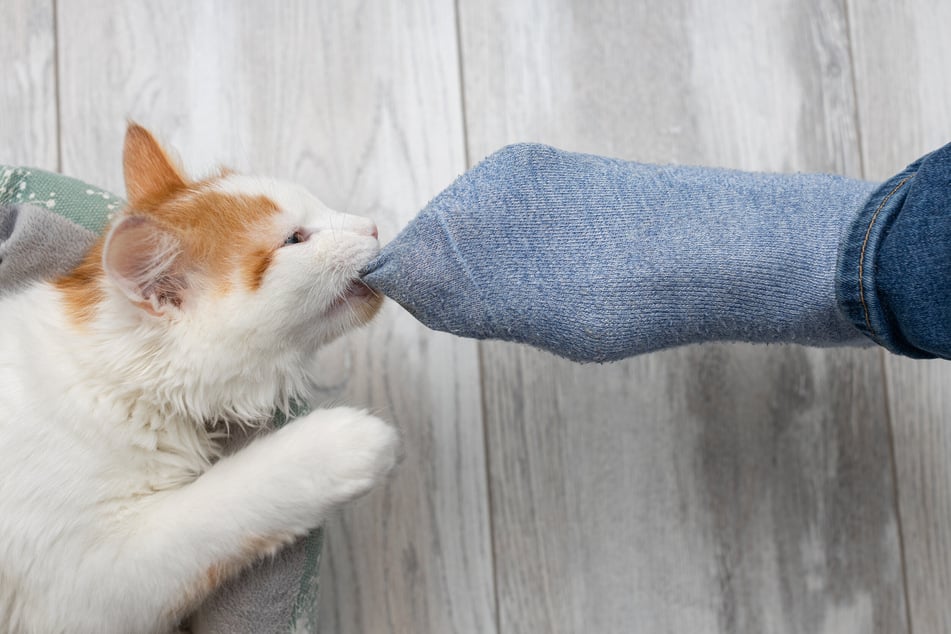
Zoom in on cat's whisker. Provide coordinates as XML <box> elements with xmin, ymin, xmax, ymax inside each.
<box><xmin>363</xmin><ymin>284</ymin><xmax>382</xmax><ymax>301</ymax></box>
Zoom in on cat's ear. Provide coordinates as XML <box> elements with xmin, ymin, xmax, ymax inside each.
<box><xmin>103</xmin><ymin>215</ymin><xmax>188</xmax><ymax>316</ymax></box>
<box><xmin>123</xmin><ymin>123</ymin><xmax>187</xmax><ymax>206</ymax></box>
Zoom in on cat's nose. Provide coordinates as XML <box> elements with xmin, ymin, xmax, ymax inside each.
<box><xmin>357</xmin><ymin>222</ymin><xmax>378</xmax><ymax>239</ymax></box>
<box><xmin>339</xmin><ymin>214</ymin><xmax>378</xmax><ymax>239</ymax></box>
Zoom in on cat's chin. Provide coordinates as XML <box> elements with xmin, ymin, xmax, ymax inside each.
<box><xmin>326</xmin><ymin>280</ymin><xmax>383</xmax><ymax>323</ymax></box>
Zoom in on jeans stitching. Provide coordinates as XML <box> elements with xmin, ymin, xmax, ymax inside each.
<box><xmin>858</xmin><ymin>176</ymin><xmax>911</xmax><ymax>336</ymax></box>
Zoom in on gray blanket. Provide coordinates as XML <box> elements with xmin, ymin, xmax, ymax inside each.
<box><xmin>0</xmin><ymin>165</ymin><xmax>321</xmax><ymax>633</ymax></box>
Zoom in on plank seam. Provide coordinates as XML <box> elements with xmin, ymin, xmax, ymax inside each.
<box><xmin>841</xmin><ymin>0</ymin><xmax>867</xmax><ymax>180</ymax></box>
<box><xmin>880</xmin><ymin>348</ymin><xmax>916</xmax><ymax>634</ymax></box>
<box><xmin>453</xmin><ymin>1</ymin><xmax>502</xmax><ymax>632</ymax></box>
<box><xmin>844</xmin><ymin>1</ymin><xmax>914</xmax><ymax>627</ymax></box>
<box><xmin>51</xmin><ymin>0</ymin><xmax>62</xmax><ymax>173</ymax></box>
<box><xmin>453</xmin><ymin>0</ymin><xmax>473</xmax><ymax>167</ymax></box>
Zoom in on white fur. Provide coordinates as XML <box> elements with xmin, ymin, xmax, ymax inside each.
<box><xmin>0</xmin><ymin>177</ymin><xmax>398</xmax><ymax>634</ymax></box>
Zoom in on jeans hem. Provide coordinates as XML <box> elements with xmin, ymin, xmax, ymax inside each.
<box><xmin>835</xmin><ymin>160</ymin><xmax>932</xmax><ymax>359</ymax></box>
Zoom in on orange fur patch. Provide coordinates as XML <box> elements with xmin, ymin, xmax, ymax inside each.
<box><xmin>54</xmin><ymin>240</ymin><xmax>107</xmax><ymax>325</ymax></box>
<box><xmin>137</xmin><ymin>187</ymin><xmax>282</xmax><ymax>290</ymax></box>
<box><xmin>123</xmin><ymin>124</ymin><xmax>187</xmax><ymax>205</ymax></box>
<box><xmin>244</xmin><ymin>247</ymin><xmax>275</xmax><ymax>292</ymax></box>
<box><xmin>56</xmin><ymin>125</ymin><xmax>285</xmax><ymax>325</ymax></box>
<box><xmin>55</xmin><ymin>185</ymin><xmax>282</xmax><ymax>325</ymax></box>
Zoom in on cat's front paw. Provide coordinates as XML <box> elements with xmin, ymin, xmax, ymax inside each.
<box><xmin>303</xmin><ymin>407</ymin><xmax>401</xmax><ymax>504</ymax></box>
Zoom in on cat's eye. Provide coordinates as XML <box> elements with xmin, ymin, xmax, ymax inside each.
<box><xmin>283</xmin><ymin>230</ymin><xmax>306</xmax><ymax>246</ymax></box>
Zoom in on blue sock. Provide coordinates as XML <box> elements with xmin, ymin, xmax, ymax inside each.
<box><xmin>361</xmin><ymin>144</ymin><xmax>877</xmax><ymax>362</ymax></box>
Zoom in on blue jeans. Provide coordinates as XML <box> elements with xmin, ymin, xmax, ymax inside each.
<box><xmin>838</xmin><ymin>141</ymin><xmax>951</xmax><ymax>359</ymax></box>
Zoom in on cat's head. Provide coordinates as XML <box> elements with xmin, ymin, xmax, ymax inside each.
<box><xmin>58</xmin><ymin>124</ymin><xmax>382</xmax><ymax>417</ymax></box>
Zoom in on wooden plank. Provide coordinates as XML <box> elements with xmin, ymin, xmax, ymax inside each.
<box><xmin>459</xmin><ymin>0</ymin><xmax>907</xmax><ymax>631</ymax></box>
<box><xmin>847</xmin><ymin>2</ymin><xmax>951</xmax><ymax>631</ymax></box>
<box><xmin>55</xmin><ymin>2</ymin><xmax>496</xmax><ymax>633</ymax></box>
<box><xmin>0</xmin><ymin>0</ymin><xmax>57</xmax><ymax>169</ymax></box>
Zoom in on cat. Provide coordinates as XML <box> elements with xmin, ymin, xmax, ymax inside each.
<box><xmin>0</xmin><ymin>124</ymin><xmax>400</xmax><ymax>634</ymax></box>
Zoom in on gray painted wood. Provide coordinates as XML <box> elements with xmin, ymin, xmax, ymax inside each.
<box><xmin>848</xmin><ymin>2</ymin><xmax>951</xmax><ymax>631</ymax></box>
<box><xmin>54</xmin><ymin>2</ymin><xmax>495</xmax><ymax>633</ymax></box>
<box><xmin>12</xmin><ymin>1</ymin><xmax>946</xmax><ymax>632</ymax></box>
<box><xmin>459</xmin><ymin>0</ymin><xmax>907</xmax><ymax>631</ymax></box>
<box><xmin>0</xmin><ymin>0</ymin><xmax>57</xmax><ymax>169</ymax></box>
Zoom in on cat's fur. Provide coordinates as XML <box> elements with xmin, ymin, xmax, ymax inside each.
<box><xmin>0</xmin><ymin>125</ymin><xmax>400</xmax><ymax>634</ymax></box>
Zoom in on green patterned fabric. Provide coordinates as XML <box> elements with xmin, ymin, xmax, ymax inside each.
<box><xmin>0</xmin><ymin>164</ymin><xmax>322</xmax><ymax>633</ymax></box>
<box><xmin>292</xmin><ymin>528</ymin><xmax>324</xmax><ymax>631</ymax></box>
<box><xmin>0</xmin><ymin>165</ymin><xmax>120</xmax><ymax>232</ymax></box>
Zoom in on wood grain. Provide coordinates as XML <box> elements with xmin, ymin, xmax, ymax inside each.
<box><xmin>847</xmin><ymin>1</ymin><xmax>951</xmax><ymax>631</ymax></box>
<box><xmin>0</xmin><ymin>0</ymin><xmax>57</xmax><ymax>169</ymax></box>
<box><xmin>54</xmin><ymin>2</ymin><xmax>496</xmax><ymax>633</ymax></box>
<box><xmin>459</xmin><ymin>0</ymin><xmax>907</xmax><ymax>631</ymax></box>
<box><xmin>15</xmin><ymin>1</ymin><xmax>945</xmax><ymax>631</ymax></box>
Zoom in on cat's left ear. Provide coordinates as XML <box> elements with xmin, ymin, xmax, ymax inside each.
<box><xmin>103</xmin><ymin>215</ymin><xmax>188</xmax><ymax>316</ymax></box>
<box><xmin>123</xmin><ymin>123</ymin><xmax>187</xmax><ymax>206</ymax></box>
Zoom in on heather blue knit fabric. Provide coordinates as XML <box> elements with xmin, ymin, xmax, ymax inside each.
<box><xmin>362</xmin><ymin>144</ymin><xmax>878</xmax><ymax>362</ymax></box>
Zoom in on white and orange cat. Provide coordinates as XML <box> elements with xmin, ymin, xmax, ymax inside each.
<box><xmin>0</xmin><ymin>125</ymin><xmax>400</xmax><ymax>633</ymax></box>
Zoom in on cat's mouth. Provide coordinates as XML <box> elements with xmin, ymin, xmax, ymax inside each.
<box><xmin>327</xmin><ymin>279</ymin><xmax>379</xmax><ymax>314</ymax></box>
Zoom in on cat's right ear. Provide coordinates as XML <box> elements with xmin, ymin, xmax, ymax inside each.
<box><xmin>123</xmin><ymin>123</ymin><xmax>187</xmax><ymax>206</ymax></box>
<box><xmin>103</xmin><ymin>216</ymin><xmax>187</xmax><ymax>316</ymax></box>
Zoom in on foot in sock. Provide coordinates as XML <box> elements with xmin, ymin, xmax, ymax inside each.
<box><xmin>361</xmin><ymin>144</ymin><xmax>878</xmax><ymax>362</ymax></box>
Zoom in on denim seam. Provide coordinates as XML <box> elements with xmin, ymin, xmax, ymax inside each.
<box><xmin>858</xmin><ymin>175</ymin><xmax>911</xmax><ymax>337</ymax></box>
<box><xmin>434</xmin><ymin>207</ymin><xmax>501</xmax><ymax>335</ymax></box>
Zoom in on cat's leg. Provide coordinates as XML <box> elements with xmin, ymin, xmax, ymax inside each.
<box><xmin>110</xmin><ymin>407</ymin><xmax>399</xmax><ymax>631</ymax></box>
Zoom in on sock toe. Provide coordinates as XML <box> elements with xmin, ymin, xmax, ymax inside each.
<box><xmin>361</xmin><ymin>203</ymin><xmax>498</xmax><ymax>339</ymax></box>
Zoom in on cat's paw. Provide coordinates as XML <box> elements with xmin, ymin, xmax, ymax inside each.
<box><xmin>301</xmin><ymin>406</ymin><xmax>401</xmax><ymax>504</ymax></box>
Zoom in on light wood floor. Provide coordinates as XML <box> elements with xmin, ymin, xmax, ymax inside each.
<box><xmin>4</xmin><ymin>2</ymin><xmax>951</xmax><ymax>632</ymax></box>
